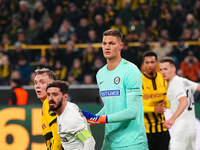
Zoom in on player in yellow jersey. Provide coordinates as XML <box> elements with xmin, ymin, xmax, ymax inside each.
<box><xmin>142</xmin><ymin>51</ymin><xmax>170</xmax><ymax>150</ymax></box>
<box><xmin>34</xmin><ymin>68</ymin><xmax>62</xmax><ymax>150</ymax></box>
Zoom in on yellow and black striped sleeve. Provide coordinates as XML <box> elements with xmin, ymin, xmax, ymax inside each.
<box><xmin>142</xmin><ymin>72</ymin><xmax>169</xmax><ymax>133</ymax></box>
<box><xmin>42</xmin><ymin>99</ymin><xmax>62</xmax><ymax>150</ymax></box>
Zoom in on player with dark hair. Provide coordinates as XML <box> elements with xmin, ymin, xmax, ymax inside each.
<box><xmin>142</xmin><ymin>50</ymin><xmax>170</xmax><ymax>150</ymax></box>
<box><xmin>160</xmin><ymin>57</ymin><xmax>200</xmax><ymax>150</ymax></box>
<box><xmin>82</xmin><ymin>29</ymin><xmax>148</xmax><ymax>150</ymax></box>
<box><xmin>34</xmin><ymin>68</ymin><xmax>62</xmax><ymax>150</ymax></box>
<box><xmin>46</xmin><ymin>80</ymin><xmax>95</xmax><ymax>150</ymax></box>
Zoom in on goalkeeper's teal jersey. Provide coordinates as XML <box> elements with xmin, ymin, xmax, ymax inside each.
<box><xmin>96</xmin><ymin>59</ymin><xmax>147</xmax><ymax>149</ymax></box>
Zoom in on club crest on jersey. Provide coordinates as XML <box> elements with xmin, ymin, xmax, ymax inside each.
<box><xmin>49</xmin><ymin>109</ymin><xmax>56</xmax><ymax>116</ymax></box>
<box><xmin>59</xmin><ymin>124</ymin><xmax>62</xmax><ymax>132</ymax></box>
<box><xmin>114</xmin><ymin>77</ymin><xmax>120</xmax><ymax>84</ymax></box>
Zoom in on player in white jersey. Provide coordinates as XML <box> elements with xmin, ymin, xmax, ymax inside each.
<box><xmin>46</xmin><ymin>80</ymin><xmax>95</xmax><ymax>150</ymax></box>
<box><xmin>159</xmin><ymin>57</ymin><xmax>200</xmax><ymax>150</ymax></box>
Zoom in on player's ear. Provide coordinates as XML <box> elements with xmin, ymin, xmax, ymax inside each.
<box><xmin>64</xmin><ymin>93</ymin><xmax>68</xmax><ymax>100</ymax></box>
<box><xmin>172</xmin><ymin>65</ymin><xmax>176</xmax><ymax>73</ymax></box>
<box><xmin>120</xmin><ymin>42</ymin><xmax>124</xmax><ymax>50</ymax></box>
<box><xmin>155</xmin><ymin>60</ymin><xmax>158</xmax><ymax>65</ymax></box>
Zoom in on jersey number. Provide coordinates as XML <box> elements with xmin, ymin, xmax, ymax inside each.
<box><xmin>186</xmin><ymin>89</ymin><xmax>193</xmax><ymax>111</ymax></box>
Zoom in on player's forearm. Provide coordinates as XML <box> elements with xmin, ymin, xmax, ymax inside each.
<box><xmin>164</xmin><ymin>97</ymin><xmax>170</xmax><ymax>108</ymax></box>
<box><xmin>83</xmin><ymin>137</ymin><xmax>95</xmax><ymax>150</ymax></box>
<box><xmin>107</xmin><ymin>95</ymin><xmax>141</xmax><ymax>123</ymax></box>
<box><xmin>82</xmin><ymin>95</ymin><xmax>142</xmax><ymax>124</ymax></box>
<box><xmin>171</xmin><ymin>96</ymin><xmax>188</xmax><ymax>121</ymax></box>
<box><xmin>76</xmin><ymin>129</ymin><xmax>95</xmax><ymax>150</ymax></box>
<box><xmin>108</xmin><ymin>108</ymin><xmax>137</xmax><ymax>122</ymax></box>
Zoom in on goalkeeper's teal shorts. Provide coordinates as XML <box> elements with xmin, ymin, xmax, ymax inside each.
<box><xmin>102</xmin><ymin>142</ymin><xmax>149</xmax><ymax>150</ymax></box>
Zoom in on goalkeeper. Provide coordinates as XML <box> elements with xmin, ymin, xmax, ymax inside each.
<box><xmin>82</xmin><ymin>29</ymin><xmax>148</xmax><ymax>150</ymax></box>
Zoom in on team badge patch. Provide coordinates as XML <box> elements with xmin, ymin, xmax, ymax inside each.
<box><xmin>114</xmin><ymin>77</ymin><xmax>120</xmax><ymax>84</ymax></box>
<box><xmin>49</xmin><ymin>109</ymin><xmax>56</xmax><ymax>116</ymax></box>
<box><xmin>59</xmin><ymin>124</ymin><xmax>62</xmax><ymax>132</ymax></box>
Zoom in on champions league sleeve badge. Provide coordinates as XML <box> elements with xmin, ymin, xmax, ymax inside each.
<box><xmin>114</xmin><ymin>77</ymin><xmax>120</xmax><ymax>84</ymax></box>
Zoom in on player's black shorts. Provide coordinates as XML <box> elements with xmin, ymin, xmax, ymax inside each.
<box><xmin>147</xmin><ymin>130</ymin><xmax>170</xmax><ymax>150</ymax></box>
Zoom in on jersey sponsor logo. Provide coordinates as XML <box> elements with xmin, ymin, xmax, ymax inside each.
<box><xmin>100</xmin><ymin>90</ymin><xmax>120</xmax><ymax>97</ymax></box>
<box><xmin>127</xmin><ymin>87</ymin><xmax>140</xmax><ymax>93</ymax></box>
<box><xmin>143</xmin><ymin>93</ymin><xmax>165</xmax><ymax>100</ymax></box>
<box><xmin>114</xmin><ymin>77</ymin><xmax>120</xmax><ymax>84</ymax></box>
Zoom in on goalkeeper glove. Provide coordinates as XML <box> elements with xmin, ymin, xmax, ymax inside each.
<box><xmin>81</xmin><ymin>110</ymin><xmax>107</xmax><ymax>124</ymax></box>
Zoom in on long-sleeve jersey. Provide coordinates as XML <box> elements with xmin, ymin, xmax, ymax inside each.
<box><xmin>142</xmin><ymin>72</ymin><xmax>169</xmax><ymax>133</ymax></box>
<box><xmin>96</xmin><ymin>59</ymin><xmax>147</xmax><ymax>149</ymax></box>
<box><xmin>41</xmin><ymin>99</ymin><xmax>62</xmax><ymax>150</ymax></box>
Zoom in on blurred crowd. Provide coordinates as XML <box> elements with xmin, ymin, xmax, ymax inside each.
<box><xmin>0</xmin><ymin>0</ymin><xmax>200</xmax><ymax>86</ymax></box>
